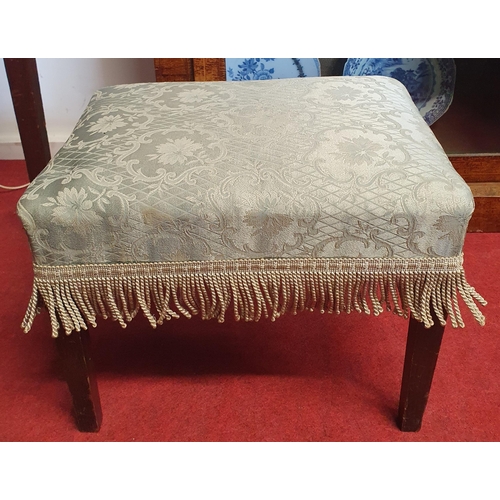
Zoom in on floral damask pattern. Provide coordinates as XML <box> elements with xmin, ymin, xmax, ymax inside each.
<box><xmin>148</xmin><ymin>138</ymin><xmax>203</xmax><ymax>166</ymax></box>
<box><xmin>88</xmin><ymin>115</ymin><xmax>127</xmax><ymax>134</ymax></box>
<box><xmin>17</xmin><ymin>76</ymin><xmax>474</xmax><ymax>266</ymax></box>
<box><xmin>243</xmin><ymin>192</ymin><xmax>294</xmax><ymax>239</ymax></box>
<box><xmin>177</xmin><ymin>88</ymin><xmax>214</xmax><ymax>103</ymax></box>
<box><xmin>335</xmin><ymin>137</ymin><xmax>384</xmax><ymax>166</ymax></box>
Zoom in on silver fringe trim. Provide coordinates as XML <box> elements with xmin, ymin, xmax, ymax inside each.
<box><xmin>22</xmin><ymin>255</ymin><xmax>487</xmax><ymax>337</ymax></box>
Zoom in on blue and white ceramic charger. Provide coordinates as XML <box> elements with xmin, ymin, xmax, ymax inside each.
<box><xmin>226</xmin><ymin>58</ymin><xmax>321</xmax><ymax>81</ymax></box>
<box><xmin>343</xmin><ymin>58</ymin><xmax>456</xmax><ymax>125</ymax></box>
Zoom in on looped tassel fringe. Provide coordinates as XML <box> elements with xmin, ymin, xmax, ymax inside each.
<box><xmin>21</xmin><ymin>256</ymin><xmax>487</xmax><ymax>337</ymax></box>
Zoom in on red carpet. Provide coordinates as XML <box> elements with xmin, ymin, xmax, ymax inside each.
<box><xmin>1</xmin><ymin>160</ymin><xmax>499</xmax><ymax>442</ymax></box>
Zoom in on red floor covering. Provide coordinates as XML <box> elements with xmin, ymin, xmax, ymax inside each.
<box><xmin>1</xmin><ymin>160</ymin><xmax>499</xmax><ymax>442</ymax></box>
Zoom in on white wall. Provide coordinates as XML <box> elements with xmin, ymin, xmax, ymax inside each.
<box><xmin>0</xmin><ymin>58</ymin><xmax>156</xmax><ymax>159</ymax></box>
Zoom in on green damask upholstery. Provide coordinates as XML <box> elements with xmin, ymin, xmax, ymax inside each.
<box><xmin>17</xmin><ymin>76</ymin><xmax>486</xmax><ymax>337</ymax></box>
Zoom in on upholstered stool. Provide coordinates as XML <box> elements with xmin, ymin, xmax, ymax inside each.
<box><xmin>17</xmin><ymin>76</ymin><xmax>486</xmax><ymax>433</ymax></box>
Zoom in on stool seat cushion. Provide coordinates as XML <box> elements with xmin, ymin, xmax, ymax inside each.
<box><xmin>17</xmin><ymin>76</ymin><xmax>486</xmax><ymax>335</ymax></box>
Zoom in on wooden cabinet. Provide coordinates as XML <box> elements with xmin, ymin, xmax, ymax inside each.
<box><xmin>154</xmin><ymin>58</ymin><xmax>225</xmax><ymax>82</ymax></box>
<box><xmin>432</xmin><ymin>58</ymin><xmax>500</xmax><ymax>232</ymax></box>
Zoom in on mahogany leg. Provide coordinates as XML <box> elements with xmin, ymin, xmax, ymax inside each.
<box><xmin>4</xmin><ymin>58</ymin><xmax>51</xmax><ymax>181</ymax></box>
<box><xmin>397</xmin><ymin>314</ymin><xmax>445</xmax><ymax>432</ymax></box>
<box><xmin>55</xmin><ymin>330</ymin><xmax>102</xmax><ymax>432</ymax></box>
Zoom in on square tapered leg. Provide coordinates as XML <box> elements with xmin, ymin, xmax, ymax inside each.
<box><xmin>55</xmin><ymin>330</ymin><xmax>102</xmax><ymax>432</ymax></box>
<box><xmin>397</xmin><ymin>315</ymin><xmax>445</xmax><ymax>432</ymax></box>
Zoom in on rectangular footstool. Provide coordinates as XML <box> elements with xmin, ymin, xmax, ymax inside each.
<box><xmin>17</xmin><ymin>75</ymin><xmax>486</xmax><ymax>432</ymax></box>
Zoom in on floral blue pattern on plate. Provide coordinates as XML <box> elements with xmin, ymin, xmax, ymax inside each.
<box><xmin>226</xmin><ymin>58</ymin><xmax>321</xmax><ymax>81</ymax></box>
<box><xmin>343</xmin><ymin>58</ymin><xmax>456</xmax><ymax>125</ymax></box>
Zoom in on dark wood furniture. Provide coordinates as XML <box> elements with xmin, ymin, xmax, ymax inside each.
<box><xmin>4</xmin><ymin>58</ymin><xmax>51</xmax><ymax>181</ymax></box>
<box><xmin>154</xmin><ymin>58</ymin><xmax>226</xmax><ymax>82</ymax></box>
<box><xmin>432</xmin><ymin>58</ymin><xmax>500</xmax><ymax>233</ymax></box>
<box><xmin>397</xmin><ymin>315</ymin><xmax>445</xmax><ymax>431</ymax></box>
<box><xmin>55</xmin><ymin>329</ymin><xmax>102</xmax><ymax>432</ymax></box>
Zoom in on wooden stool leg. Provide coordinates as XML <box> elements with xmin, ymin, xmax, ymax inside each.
<box><xmin>397</xmin><ymin>314</ymin><xmax>445</xmax><ymax>432</ymax></box>
<box><xmin>55</xmin><ymin>330</ymin><xmax>102</xmax><ymax>432</ymax></box>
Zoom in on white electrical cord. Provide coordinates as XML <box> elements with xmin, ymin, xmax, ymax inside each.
<box><xmin>0</xmin><ymin>182</ymin><xmax>30</xmax><ymax>190</ymax></box>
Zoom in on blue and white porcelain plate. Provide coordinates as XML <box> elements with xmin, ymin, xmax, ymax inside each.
<box><xmin>343</xmin><ymin>58</ymin><xmax>456</xmax><ymax>125</ymax></box>
<box><xmin>226</xmin><ymin>58</ymin><xmax>321</xmax><ymax>81</ymax></box>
